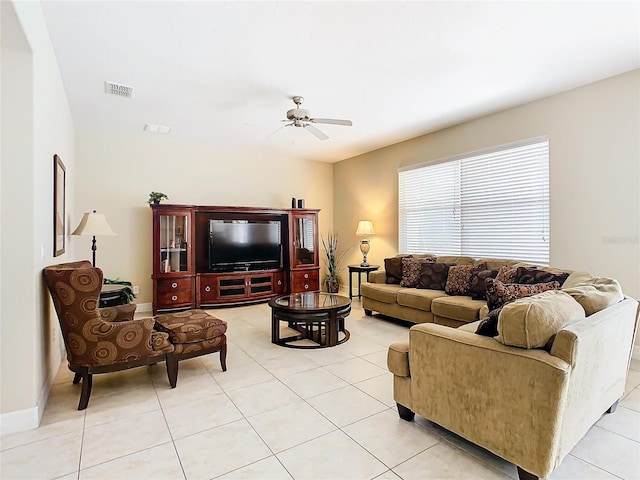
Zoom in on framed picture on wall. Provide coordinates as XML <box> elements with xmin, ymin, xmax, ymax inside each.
<box><xmin>54</xmin><ymin>154</ymin><xmax>66</xmax><ymax>256</ymax></box>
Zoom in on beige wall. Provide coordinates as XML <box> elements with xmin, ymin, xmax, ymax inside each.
<box><xmin>335</xmin><ymin>70</ymin><xmax>640</xmax><ymax>307</ymax></box>
<box><xmin>74</xmin><ymin>130</ymin><xmax>334</xmax><ymax>306</ymax></box>
<box><xmin>1</xmin><ymin>1</ymin><xmax>76</xmax><ymax>426</ymax></box>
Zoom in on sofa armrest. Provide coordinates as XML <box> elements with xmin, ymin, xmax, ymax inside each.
<box><xmin>407</xmin><ymin>323</ymin><xmax>570</xmax><ymax>477</ymax></box>
<box><xmin>368</xmin><ymin>270</ymin><xmax>387</xmax><ymax>284</ymax></box>
<box><xmin>388</xmin><ymin>342</ymin><xmax>410</xmax><ymax>377</ymax></box>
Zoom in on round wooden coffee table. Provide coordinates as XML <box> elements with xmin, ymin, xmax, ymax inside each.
<box><xmin>269</xmin><ymin>292</ymin><xmax>351</xmax><ymax>348</ymax></box>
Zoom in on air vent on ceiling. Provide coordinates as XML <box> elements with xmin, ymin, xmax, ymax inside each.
<box><xmin>144</xmin><ymin>123</ymin><xmax>172</xmax><ymax>134</ymax></box>
<box><xmin>104</xmin><ymin>81</ymin><xmax>134</xmax><ymax>98</ymax></box>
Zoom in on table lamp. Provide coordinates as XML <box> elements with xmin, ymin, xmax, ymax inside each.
<box><xmin>71</xmin><ymin>210</ymin><xmax>116</xmax><ymax>267</ymax></box>
<box><xmin>355</xmin><ymin>220</ymin><xmax>375</xmax><ymax>267</ymax></box>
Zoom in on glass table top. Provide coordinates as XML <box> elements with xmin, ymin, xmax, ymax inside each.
<box><xmin>272</xmin><ymin>292</ymin><xmax>350</xmax><ymax>311</ymax></box>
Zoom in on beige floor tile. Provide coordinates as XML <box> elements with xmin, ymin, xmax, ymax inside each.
<box><xmin>39</xmin><ymin>389</ymin><xmax>87</xmax><ymax>426</ymax></box>
<box><xmin>163</xmin><ymin>392</ymin><xmax>243</xmax><ymax>439</ymax></box>
<box><xmin>216</xmin><ymin>455</ymin><xmax>293</xmax><ymax>479</ymax></box>
<box><xmin>361</xmin><ymin>348</ymin><xmax>392</xmax><ymax>369</ymax></box>
<box><xmin>259</xmin><ymin>352</ymin><xmax>320</xmax><ymax>378</ymax></box>
<box><xmin>247</xmin><ymin>400</ymin><xmax>337</xmax><ymax>453</ymax></box>
<box><xmin>84</xmin><ymin>385</ymin><xmax>161</xmax><ymax>428</ymax></box>
<box><xmin>210</xmin><ymin>362</ymin><xmax>275</xmax><ymax>392</ymax></box>
<box><xmin>393</xmin><ymin>441</ymin><xmax>510</xmax><ymax>479</ymax></box>
<box><xmin>625</xmin><ymin>369</ymin><xmax>640</xmax><ymax>395</ymax></box>
<box><xmin>175</xmin><ymin>419</ymin><xmax>271</xmax><ymax>480</ymax></box>
<box><xmin>344</xmin><ymin>409</ymin><xmax>441</xmax><ymax>468</ymax></box>
<box><xmin>571</xmin><ymin>425</ymin><xmax>640</xmax><ymax>479</ymax></box>
<box><xmin>548</xmin><ymin>454</ymin><xmax>619</xmax><ymax>479</ymax></box>
<box><xmin>79</xmin><ymin>442</ymin><xmax>185</xmax><ymax>480</ymax></box>
<box><xmin>353</xmin><ymin>373</ymin><xmax>396</xmax><ymax>407</ymax></box>
<box><xmin>324</xmin><ymin>357</ymin><xmax>389</xmax><ymax>384</ymax></box>
<box><xmin>0</xmin><ymin>430</ymin><xmax>82</xmax><ymax>479</ymax></box>
<box><xmin>299</xmin><ymin>344</ymin><xmax>357</xmax><ymax>366</ymax></box>
<box><xmin>621</xmin><ymin>387</ymin><xmax>640</xmax><ymax>412</ymax></box>
<box><xmin>596</xmin><ymin>406</ymin><xmax>640</xmax><ymax>441</ymax></box>
<box><xmin>80</xmin><ymin>409</ymin><xmax>172</xmax><ymax>469</ymax></box>
<box><xmin>276</xmin><ymin>430</ymin><xmax>387</xmax><ymax>480</ymax></box>
<box><xmin>89</xmin><ymin>367</ymin><xmax>156</xmax><ymax>399</ymax></box>
<box><xmin>279</xmin><ymin>367</ymin><xmax>349</xmax><ymax>399</ymax></box>
<box><xmin>226</xmin><ymin>379</ymin><xmax>301</xmax><ymax>417</ymax></box>
<box><xmin>1</xmin><ymin>414</ymin><xmax>85</xmax><ymax>451</ymax></box>
<box><xmin>339</xmin><ymin>334</ymin><xmax>391</xmax><ymax>356</ymax></box>
<box><xmin>155</xmin><ymin>373</ymin><xmax>223</xmax><ymax>409</ymax></box>
<box><xmin>373</xmin><ymin>471</ymin><xmax>403</xmax><ymax>480</ymax></box>
<box><xmin>307</xmin><ymin>385</ymin><xmax>388</xmax><ymax>427</ymax></box>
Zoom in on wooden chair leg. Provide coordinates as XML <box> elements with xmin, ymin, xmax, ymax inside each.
<box><xmin>606</xmin><ymin>399</ymin><xmax>619</xmax><ymax>414</ymax></box>
<box><xmin>72</xmin><ymin>372</ymin><xmax>82</xmax><ymax>384</ymax></box>
<box><xmin>77</xmin><ymin>370</ymin><xmax>92</xmax><ymax>410</ymax></box>
<box><xmin>220</xmin><ymin>343</ymin><xmax>227</xmax><ymax>372</ymax></box>
<box><xmin>166</xmin><ymin>354</ymin><xmax>178</xmax><ymax>388</ymax></box>
<box><xmin>517</xmin><ymin>466</ymin><xmax>539</xmax><ymax>480</ymax></box>
<box><xmin>397</xmin><ymin>403</ymin><xmax>415</xmax><ymax>421</ymax></box>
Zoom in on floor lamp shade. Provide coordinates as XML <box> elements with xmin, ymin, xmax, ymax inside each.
<box><xmin>355</xmin><ymin>220</ymin><xmax>375</xmax><ymax>267</ymax></box>
<box><xmin>71</xmin><ymin>210</ymin><xmax>116</xmax><ymax>267</ymax></box>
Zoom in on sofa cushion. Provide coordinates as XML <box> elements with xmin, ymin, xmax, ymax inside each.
<box><xmin>473</xmin><ymin>258</ymin><xmax>521</xmax><ymax>270</ymax></box>
<box><xmin>485</xmin><ymin>278</ymin><xmax>562</xmax><ymax>311</ymax></box>
<box><xmin>360</xmin><ymin>282</ymin><xmax>401</xmax><ymax>304</ymax></box>
<box><xmin>431</xmin><ymin>295</ymin><xmax>487</xmax><ymax>322</ymax></box>
<box><xmin>400</xmin><ymin>257</ymin><xmax>434</xmax><ymax>287</ymax></box>
<box><xmin>397</xmin><ymin>288</ymin><xmax>449</xmax><ymax>312</ymax></box>
<box><xmin>496</xmin><ymin>290</ymin><xmax>586</xmax><ymax>349</ymax></box>
<box><xmin>435</xmin><ymin>255</ymin><xmax>475</xmax><ymax>265</ymax></box>
<box><xmin>470</xmin><ymin>269</ymin><xmax>499</xmax><ymax>300</ymax></box>
<box><xmin>445</xmin><ymin>262</ymin><xmax>488</xmax><ymax>296</ymax></box>
<box><xmin>457</xmin><ymin>320</ymin><xmax>482</xmax><ymax>333</ymax></box>
<box><xmin>562</xmin><ymin>272</ymin><xmax>624</xmax><ymax>315</ymax></box>
<box><xmin>416</xmin><ymin>262</ymin><xmax>454</xmax><ymax>290</ymax></box>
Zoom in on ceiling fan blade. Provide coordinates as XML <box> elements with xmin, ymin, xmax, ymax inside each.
<box><xmin>309</xmin><ymin>118</ymin><xmax>352</xmax><ymax>126</ymax></box>
<box><xmin>303</xmin><ymin>123</ymin><xmax>329</xmax><ymax>140</ymax></box>
<box><xmin>267</xmin><ymin>122</ymin><xmax>292</xmax><ymax>139</ymax></box>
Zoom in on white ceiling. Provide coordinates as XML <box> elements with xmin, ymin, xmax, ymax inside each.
<box><xmin>41</xmin><ymin>1</ymin><xmax>640</xmax><ymax>164</ymax></box>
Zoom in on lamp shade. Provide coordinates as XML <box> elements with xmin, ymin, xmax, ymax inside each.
<box><xmin>71</xmin><ymin>211</ymin><xmax>116</xmax><ymax>236</ymax></box>
<box><xmin>355</xmin><ymin>220</ymin><xmax>375</xmax><ymax>236</ymax></box>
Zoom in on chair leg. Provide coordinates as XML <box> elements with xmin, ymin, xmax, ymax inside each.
<box><xmin>397</xmin><ymin>403</ymin><xmax>415</xmax><ymax>421</ymax></box>
<box><xmin>72</xmin><ymin>373</ymin><xmax>82</xmax><ymax>384</ymax></box>
<box><xmin>220</xmin><ymin>343</ymin><xmax>227</xmax><ymax>372</ymax></box>
<box><xmin>77</xmin><ymin>370</ymin><xmax>92</xmax><ymax>410</ymax></box>
<box><xmin>166</xmin><ymin>354</ymin><xmax>178</xmax><ymax>388</ymax></box>
<box><xmin>606</xmin><ymin>399</ymin><xmax>619</xmax><ymax>414</ymax></box>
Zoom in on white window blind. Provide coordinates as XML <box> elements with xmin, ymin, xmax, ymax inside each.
<box><xmin>398</xmin><ymin>138</ymin><xmax>549</xmax><ymax>265</ymax></box>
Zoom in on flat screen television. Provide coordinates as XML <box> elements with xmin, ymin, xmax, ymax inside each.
<box><xmin>209</xmin><ymin>220</ymin><xmax>282</xmax><ymax>272</ymax></box>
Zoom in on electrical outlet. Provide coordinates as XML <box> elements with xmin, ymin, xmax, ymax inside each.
<box><xmin>132</xmin><ymin>285</ymin><xmax>140</xmax><ymax>295</ymax></box>
<box><xmin>52</xmin><ymin>327</ymin><xmax>57</xmax><ymax>342</ymax></box>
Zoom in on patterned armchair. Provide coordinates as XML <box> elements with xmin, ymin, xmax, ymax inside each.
<box><xmin>43</xmin><ymin>261</ymin><xmax>175</xmax><ymax>409</ymax></box>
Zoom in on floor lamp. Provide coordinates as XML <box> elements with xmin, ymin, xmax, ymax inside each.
<box><xmin>71</xmin><ymin>210</ymin><xmax>116</xmax><ymax>267</ymax></box>
<box><xmin>355</xmin><ymin>220</ymin><xmax>375</xmax><ymax>267</ymax></box>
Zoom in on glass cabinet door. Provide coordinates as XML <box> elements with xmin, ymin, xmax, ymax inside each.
<box><xmin>293</xmin><ymin>215</ymin><xmax>316</xmax><ymax>267</ymax></box>
<box><xmin>159</xmin><ymin>214</ymin><xmax>189</xmax><ymax>273</ymax></box>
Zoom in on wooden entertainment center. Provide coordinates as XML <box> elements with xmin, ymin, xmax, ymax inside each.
<box><xmin>151</xmin><ymin>204</ymin><xmax>320</xmax><ymax>314</ymax></box>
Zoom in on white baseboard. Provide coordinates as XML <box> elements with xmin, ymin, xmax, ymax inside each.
<box><xmin>633</xmin><ymin>344</ymin><xmax>640</xmax><ymax>361</ymax></box>
<box><xmin>0</xmin><ymin>377</ymin><xmax>50</xmax><ymax>436</ymax></box>
<box><xmin>134</xmin><ymin>302</ymin><xmax>153</xmax><ymax>313</ymax></box>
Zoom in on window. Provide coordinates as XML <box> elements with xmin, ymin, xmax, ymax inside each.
<box><xmin>398</xmin><ymin>137</ymin><xmax>549</xmax><ymax>264</ymax></box>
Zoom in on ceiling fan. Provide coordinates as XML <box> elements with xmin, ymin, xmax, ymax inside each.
<box><xmin>275</xmin><ymin>96</ymin><xmax>352</xmax><ymax>140</ymax></box>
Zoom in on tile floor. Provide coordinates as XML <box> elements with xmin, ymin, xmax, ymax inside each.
<box><xmin>2</xmin><ymin>299</ymin><xmax>639</xmax><ymax>480</ymax></box>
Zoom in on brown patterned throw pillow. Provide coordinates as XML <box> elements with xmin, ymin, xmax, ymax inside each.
<box><xmin>476</xmin><ymin>307</ymin><xmax>503</xmax><ymax>337</ymax></box>
<box><xmin>416</xmin><ymin>263</ymin><xmax>455</xmax><ymax>290</ymax></box>
<box><xmin>385</xmin><ymin>257</ymin><xmax>409</xmax><ymax>284</ymax></box>
<box><xmin>470</xmin><ymin>269</ymin><xmax>499</xmax><ymax>300</ymax></box>
<box><xmin>495</xmin><ymin>265</ymin><xmax>519</xmax><ymax>284</ymax></box>
<box><xmin>400</xmin><ymin>257</ymin><xmax>434</xmax><ymax>287</ymax></box>
<box><xmin>511</xmin><ymin>266</ymin><xmax>570</xmax><ymax>286</ymax></box>
<box><xmin>445</xmin><ymin>263</ymin><xmax>488</xmax><ymax>296</ymax></box>
<box><xmin>485</xmin><ymin>278</ymin><xmax>562</xmax><ymax>311</ymax></box>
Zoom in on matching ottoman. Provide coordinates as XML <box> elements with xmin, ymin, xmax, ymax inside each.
<box><xmin>154</xmin><ymin>309</ymin><xmax>227</xmax><ymax>387</ymax></box>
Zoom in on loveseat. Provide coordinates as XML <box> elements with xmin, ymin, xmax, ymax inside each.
<box><xmin>374</xmin><ymin>255</ymin><xmax>639</xmax><ymax>479</ymax></box>
<box><xmin>361</xmin><ymin>254</ymin><xmax>571</xmax><ymax>328</ymax></box>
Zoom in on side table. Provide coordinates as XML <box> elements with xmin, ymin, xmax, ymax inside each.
<box><xmin>348</xmin><ymin>265</ymin><xmax>379</xmax><ymax>300</ymax></box>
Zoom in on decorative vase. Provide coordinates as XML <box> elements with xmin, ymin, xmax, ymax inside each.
<box><xmin>325</xmin><ymin>278</ymin><xmax>340</xmax><ymax>293</ymax></box>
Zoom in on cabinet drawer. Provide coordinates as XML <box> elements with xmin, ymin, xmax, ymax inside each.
<box><xmin>157</xmin><ymin>277</ymin><xmax>192</xmax><ymax>293</ymax></box>
<box><xmin>198</xmin><ymin>276</ymin><xmax>218</xmax><ymax>303</ymax></box>
<box><xmin>290</xmin><ymin>270</ymin><xmax>319</xmax><ymax>293</ymax></box>
<box><xmin>157</xmin><ymin>289</ymin><xmax>193</xmax><ymax>306</ymax></box>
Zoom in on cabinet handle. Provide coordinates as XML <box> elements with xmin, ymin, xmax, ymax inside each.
<box><xmin>171</xmin><ymin>295</ymin><xmax>178</xmax><ymax>301</ymax></box>
<box><xmin>304</xmin><ymin>273</ymin><xmax>309</xmax><ymax>279</ymax></box>
<box><xmin>205</xmin><ymin>286</ymin><xmax>211</xmax><ymax>292</ymax></box>
<box><xmin>171</xmin><ymin>282</ymin><xmax>178</xmax><ymax>288</ymax></box>
<box><xmin>304</xmin><ymin>284</ymin><xmax>309</xmax><ymax>290</ymax></box>
<box><xmin>277</xmin><ymin>280</ymin><xmax>282</xmax><ymax>285</ymax></box>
